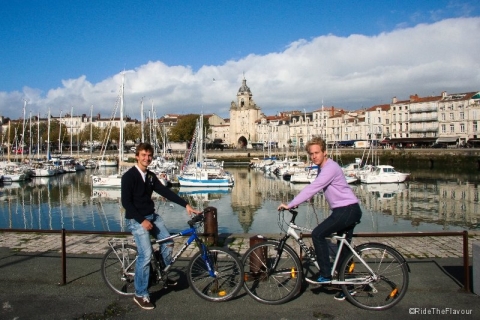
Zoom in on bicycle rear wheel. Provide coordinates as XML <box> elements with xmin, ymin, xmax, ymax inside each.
<box><xmin>187</xmin><ymin>247</ymin><xmax>244</xmax><ymax>302</ymax></box>
<box><xmin>242</xmin><ymin>241</ymin><xmax>302</xmax><ymax>305</ymax></box>
<box><xmin>338</xmin><ymin>243</ymin><xmax>409</xmax><ymax>311</ymax></box>
<box><xmin>101</xmin><ymin>244</ymin><xmax>138</xmax><ymax>296</ymax></box>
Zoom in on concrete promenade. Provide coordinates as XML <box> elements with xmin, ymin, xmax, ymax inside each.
<box><xmin>0</xmin><ymin>232</ymin><xmax>480</xmax><ymax>320</ymax></box>
<box><xmin>1</xmin><ymin>231</ymin><xmax>480</xmax><ymax>320</ymax></box>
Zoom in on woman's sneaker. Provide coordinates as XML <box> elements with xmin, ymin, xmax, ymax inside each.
<box><xmin>133</xmin><ymin>295</ymin><xmax>155</xmax><ymax>310</ymax></box>
<box><xmin>315</xmin><ymin>276</ymin><xmax>332</xmax><ymax>283</ymax></box>
<box><xmin>334</xmin><ymin>290</ymin><xmax>356</xmax><ymax>301</ymax></box>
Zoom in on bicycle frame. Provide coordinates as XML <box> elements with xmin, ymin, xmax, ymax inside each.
<box><xmin>279</xmin><ymin>210</ymin><xmax>377</xmax><ymax>286</ymax></box>
<box><xmin>153</xmin><ymin>226</ymin><xmax>216</xmax><ymax>278</ymax></box>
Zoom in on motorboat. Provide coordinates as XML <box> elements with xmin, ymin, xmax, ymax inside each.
<box><xmin>360</xmin><ymin>165</ymin><xmax>410</xmax><ymax>184</ymax></box>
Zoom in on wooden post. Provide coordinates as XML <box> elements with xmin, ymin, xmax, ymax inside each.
<box><xmin>203</xmin><ymin>206</ymin><xmax>218</xmax><ymax>246</ymax></box>
<box><xmin>248</xmin><ymin>235</ymin><xmax>268</xmax><ymax>277</ymax></box>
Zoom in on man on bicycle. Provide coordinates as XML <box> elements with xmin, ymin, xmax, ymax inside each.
<box><xmin>278</xmin><ymin>136</ymin><xmax>362</xmax><ymax>300</ymax></box>
<box><xmin>121</xmin><ymin>142</ymin><xmax>200</xmax><ymax>310</ymax></box>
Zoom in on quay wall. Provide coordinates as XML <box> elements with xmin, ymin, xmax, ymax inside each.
<box><xmin>7</xmin><ymin>148</ymin><xmax>480</xmax><ymax>169</ymax></box>
<box><xmin>203</xmin><ymin>148</ymin><xmax>480</xmax><ymax>169</ymax></box>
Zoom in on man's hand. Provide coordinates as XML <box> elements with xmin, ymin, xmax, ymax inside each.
<box><xmin>186</xmin><ymin>204</ymin><xmax>202</xmax><ymax>216</ymax></box>
<box><xmin>141</xmin><ymin>219</ymin><xmax>153</xmax><ymax>231</ymax></box>
<box><xmin>277</xmin><ymin>203</ymin><xmax>289</xmax><ymax>211</ymax></box>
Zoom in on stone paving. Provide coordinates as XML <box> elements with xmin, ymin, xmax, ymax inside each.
<box><xmin>1</xmin><ymin>231</ymin><xmax>479</xmax><ymax>259</ymax></box>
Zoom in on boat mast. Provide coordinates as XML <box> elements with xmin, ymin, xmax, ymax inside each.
<box><xmin>28</xmin><ymin>111</ymin><xmax>32</xmax><ymax>160</ymax></box>
<box><xmin>21</xmin><ymin>100</ymin><xmax>26</xmax><ymax>162</ymax></box>
<box><xmin>47</xmin><ymin>108</ymin><xmax>51</xmax><ymax>159</ymax></box>
<box><xmin>70</xmin><ymin>106</ymin><xmax>73</xmax><ymax>157</ymax></box>
<box><xmin>58</xmin><ymin>110</ymin><xmax>62</xmax><ymax>154</ymax></box>
<box><xmin>119</xmin><ymin>73</ymin><xmax>125</xmax><ymax>167</ymax></box>
<box><xmin>140</xmin><ymin>97</ymin><xmax>145</xmax><ymax>142</ymax></box>
<box><xmin>89</xmin><ymin>105</ymin><xmax>93</xmax><ymax>158</ymax></box>
<box><xmin>37</xmin><ymin>112</ymin><xmax>40</xmax><ymax>159</ymax></box>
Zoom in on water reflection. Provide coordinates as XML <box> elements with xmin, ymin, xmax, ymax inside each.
<box><xmin>0</xmin><ymin>166</ymin><xmax>479</xmax><ymax>233</ymax></box>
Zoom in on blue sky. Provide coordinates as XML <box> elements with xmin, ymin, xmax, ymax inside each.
<box><xmin>1</xmin><ymin>0</ymin><xmax>479</xmax><ymax>119</ymax></box>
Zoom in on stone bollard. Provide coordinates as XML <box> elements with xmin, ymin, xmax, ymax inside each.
<box><xmin>248</xmin><ymin>235</ymin><xmax>268</xmax><ymax>278</ymax></box>
<box><xmin>474</xmin><ymin>241</ymin><xmax>480</xmax><ymax>295</ymax></box>
<box><xmin>203</xmin><ymin>206</ymin><xmax>218</xmax><ymax>246</ymax></box>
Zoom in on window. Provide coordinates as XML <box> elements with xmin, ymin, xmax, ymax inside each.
<box><xmin>460</xmin><ymin>123</ymin><xmax>465</xmax><ymax>133</ymax></box>
<box><xmin>450</xmin><ymin>124</ymin><xmax>454</xmax><ymax>133</ymax></box>
<box><xmin>449</xmin><ymin>113</ymin><xmax>454</xmax><ymax>120</ymax></box>
<box><xmin>441</xmin><ymin>113</ymin><xmax>446</xmax><ymax>121</ymax></box>
<box><xmin>460</xmin><ymin>112</ymin><xmax>464</xmax><ymax>120</ymax></box>
<box><xmin>377</xmin><ymin>117</ymin><xmax>381</xmax><ymax>123</ymax></box>
<box><xmin>386</xmin><ymin>119</ymin><xmax>390</xmax><ymax>124</ymax></box>
<box><xmin>441</xmin><ymin>124</ymin><xmax>446</xmax><ymax>133</ymax></box>
<box><xmin>473</xmin><ymin>121</ymin><xmax>477</xmax><ymax>132</ymax></box>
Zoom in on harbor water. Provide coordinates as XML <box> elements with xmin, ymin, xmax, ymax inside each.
<box><xmin>0</xmin><ymin>166</ymin><xmax>479</xmax><ymax>234</ymax></box>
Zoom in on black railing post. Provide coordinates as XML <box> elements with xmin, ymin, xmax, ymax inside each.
<box><xmin>61</xmin><ymin>229</ymin><xmax>66</xmax><ymax>285</ymax></box>
<box><xmin>463</xmin><ymin>230</ymin><xmax>470</xmax><ymax>292</ymax></box>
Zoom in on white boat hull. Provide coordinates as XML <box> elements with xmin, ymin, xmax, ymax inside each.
<box><xmin>91</xmin><ymin>174</ymin><xmax>122</xmax><ymax>188</ymax></box>
<box><xmin>177</xmin><ymin>176</ymin><xmax>234</xmax><ymax>187</ymax></box>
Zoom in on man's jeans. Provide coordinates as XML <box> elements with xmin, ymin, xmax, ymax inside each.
<box><xmin>127</xmin><ymin>213</ymin><xmax>173</xmax><ymax>298</ymax></box>
<box><xmin>311</xmin><ymin>203</ymin><xmax>362</xmax><ymax>278</ymax></box>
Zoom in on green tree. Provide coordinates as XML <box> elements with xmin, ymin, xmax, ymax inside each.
<box><xmin>78</xmin><ymin>124</ymin><xmax>102</xmax><ymax>145</ymax></box>
<box><xmin>168</xmin><ymin>114</ymin><xmax>210</xmax><ymax>142</ymax></box>
<box><xmin>124</xmin><ymin>123</ymin><xmax>141</xmax><ymax>143</ymax></box>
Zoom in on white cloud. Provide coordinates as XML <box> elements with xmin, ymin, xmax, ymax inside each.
<box><xmin>1</xmin><ymin>17</ymin><xmax>479</xmax><ymax>120</ymax></box>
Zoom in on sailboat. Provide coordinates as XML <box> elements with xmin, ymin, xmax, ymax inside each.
<box><xmin>91</xmin><ymin>74</ymin><xmax>127</xmax><ymax>188</ymax></box>
<box><xmin>177</xmin><ymin>116</ymin><xmax>234</xmax><ymax>187</ymax></box>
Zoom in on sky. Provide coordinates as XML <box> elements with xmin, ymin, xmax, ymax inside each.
<box><xmin>1</xmin><ymin>0</ymin><xmax>480</xmax><ymax>121</ymax></box>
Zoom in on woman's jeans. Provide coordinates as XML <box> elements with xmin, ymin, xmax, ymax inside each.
<box><xmin>127</xmin><ymin>213</ymin><xmax>173</xmax><ymax>298</ymax></box>
<box><xmin>311</xmin><ymin>203</ymin><xmax>362</xmax><ymax>278</ymax></box>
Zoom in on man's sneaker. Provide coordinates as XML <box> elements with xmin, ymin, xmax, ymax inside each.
<box><xmin>315</xmin><ymin>276</ymin><xmax>332</xmax><ymax>283</ymax></box>
<box><xmin>166</xmin><ymin>278</ymin><xmax>178</xmax><ymax>286</ymax></box>
<box><xmin>133</xmin><ymin>295</ymin><xmax>155</xmax><ymax>310</ymax></box>
<box><xmin>334</xmin><ymin>290</ymin><xmax>356</xmax><ymax>301</ymax></box>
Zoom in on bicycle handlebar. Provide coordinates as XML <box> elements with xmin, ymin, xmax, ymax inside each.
<box><xmin>187</xmin><ymin>212</ymin><xmax>205</xmax><ymax>227</ymax></box>
<box><xmin>278</xmin><ymin>207</ymin><xmax>298</xmax><ymax>223</ymax></box>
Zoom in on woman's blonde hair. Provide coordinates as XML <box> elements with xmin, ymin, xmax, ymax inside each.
<box><xmin>305</xmin><ymin>136</ymin><xmax>326</xmax><ymax>153</ymax></box>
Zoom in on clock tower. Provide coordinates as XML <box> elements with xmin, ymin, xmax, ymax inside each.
<box><xmin>229</xmin><ymin>77</ymin><xmax>262</xmax><ymax>148</ymax></box>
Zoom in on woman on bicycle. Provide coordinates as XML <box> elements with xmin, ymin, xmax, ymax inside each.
<box><xmin>121</xmin><ymin>142</ymin><xmax>201</xmax><ymax>310</ymax></box>
<box><xmin>278</xmin><ymin>137</ymin><xmax>362</xmax><ymax>297</ymax></box>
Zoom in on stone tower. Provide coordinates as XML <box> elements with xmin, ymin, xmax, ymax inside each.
<box><xmin>229</xmin><ymin>77</ymin><xmax>262</xmax><ymax>148</ymax></box>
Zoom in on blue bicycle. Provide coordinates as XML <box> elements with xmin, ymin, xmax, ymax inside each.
<box><xmin>101</xmin><ymin>212</ymin><xmax>244</xmax><ymax>302</ymax></box>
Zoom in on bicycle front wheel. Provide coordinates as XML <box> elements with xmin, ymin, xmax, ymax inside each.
<box><xmin>338</xmin><ymin>242</ymin><xmax>409</xmax><ymax>311</ymax></box>
<box><xmin>242</xmin><ymin>241</ymin><xmax>303</xmax><ymax>305</ymax></box>
<box><xmin>187</xmin><ymin>247</ymin><xmax>244</xmax><ymax>302</ymax></box>
<box><xmin>101</xmin><ymin>244</ymin><xmax>138</xmax><ymax>296</ymax></box>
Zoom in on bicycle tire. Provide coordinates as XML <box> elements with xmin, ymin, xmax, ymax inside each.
<box><xmin>242</xmin><ymin>241</ymin><xmax>303</xmax><ymax>305</ymax></box>
<box><xmin>187</xmin><ymin>247</ymin><xmax>244</xmax><ymax>302</ymax></box>
<box><xmin>338</xmin><ymin>242</ymin><xmax>409</xmax><ymax>311</ymax></box>
<box><xmin>101</xmin><ymin>244</ymin><xmax>138</xmax><ymax>296</ymax></box>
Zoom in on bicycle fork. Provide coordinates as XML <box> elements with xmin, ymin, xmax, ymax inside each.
<box><xmin>197</xmin><ymin>240</ymin><xmax>217</xmax><ymax>278</ymax></box>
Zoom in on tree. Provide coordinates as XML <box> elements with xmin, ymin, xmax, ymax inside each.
<box><xmin>168</xmin><ymin>114</ymin><xmax>210</xmax><ymax>142</ymax></box>
<box><xmin>124</xmin><ymin>123</ymin><xmax>141</xmax><ymax>143</ymax></box>
<box><xmin>78</xmin><ymin>124</ymin><xmax>102</xmax><ymax>145</ymax></box>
